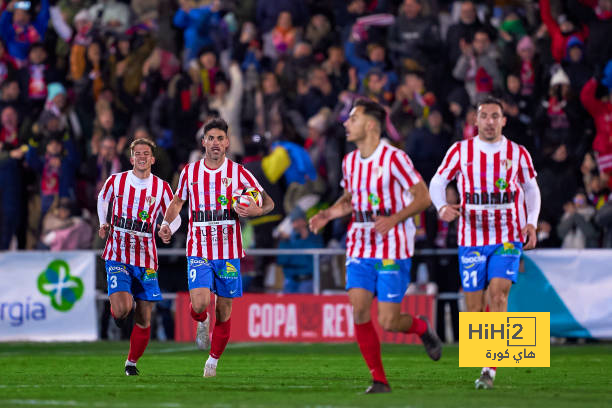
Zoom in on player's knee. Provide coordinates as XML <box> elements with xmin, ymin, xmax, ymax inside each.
<box><xmin>352</xmin><ymin>308</ymin><xmax>371</xmax><ymax>324</ymax></box>
<box><xmin>112</xmin><ymin>305</ymin><xmax>130</xmax><ymax>320</ymax></box>
<box><xmin>378</xmin><ymin>314</ymin><xmax>396</xmax><ymax>332</ymax></box>
<box><xmin>191</xmin><ymin>299</ymin><xmax>209</xmax><ymax>314</ymax></box>
<box><xmin>490</xmin><ymin>291</ymin><xmax>508</xmax><ymax>307</ymax></box>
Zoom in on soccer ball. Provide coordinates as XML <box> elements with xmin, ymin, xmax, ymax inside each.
<box><xmin>232</xmin><ymin>187</ymin><xmax>263</xmax><ymax>209</ymax></box>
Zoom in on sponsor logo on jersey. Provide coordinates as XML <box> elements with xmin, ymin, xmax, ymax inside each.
<box><xmin>495</xmin><ymin>178</ymin><xmax>508</xmax><ymax>191</ymax></box>
<box><xmin>112</xmin><ymin>215</ymin><xmax>153</xmax><ymax>234</ymax></box>
<box><xmin>368</xmin><ymin>193</ymin><xmax>380</xmax><ymax>206</ymax></box>
<box><xmin>192</xmin><ymin>209</ymin><xmax>234</xmax><ymax>223</ymax></box>
<box><xmin>461</xmin><ymin>251</ymin><xmax>486</xmax><ymax>269</ymax></box>
<box><xmin>353</xmin><ymin>209</ymin><xmax>391</xmax><ymax>223</ymax></box>
<box><xmin>37</xmin><ymin>259</ymin><xmax>84</xmax><ymax>312</ymax></box>
<box><xmin>464</xmin><ymin>191</ymin><xmax>516</xmax><ymax>205</ymax></box>
<box><xmin>138</xmin><ymin>210</ymin><xmax>149</xmax><ymax>221</ymax></box>
<box><xmin>217</xmin><ymin>195</ymin><xmax>228</xmax><ymax>205</ymax></box>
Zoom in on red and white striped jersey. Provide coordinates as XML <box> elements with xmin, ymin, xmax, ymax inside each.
<box><xmin>341</xmin><ymin>141</ymin><xmax>423</xmax><ymax>259</ymax></box>
<box><xmin>99</xmin><ymin>171</ymin><xmax>173</xmax><ymax>270</ymax></box>
<box><xmin>176</xmin><ymin>158</ymin><xmax>263</xmax><ymax>259</ymax></box>
<box><xmin>435</xmin><ymin>136</ymin><xmax>537</xmax><ymax>247</ymax></box>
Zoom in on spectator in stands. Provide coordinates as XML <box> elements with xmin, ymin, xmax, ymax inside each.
<box><xmin>263</xmin><ymin>11</ymin><xmax>299</xmax><ymax>60</ymax></box>
<box><xmin>581</xmin><ymin>66</ymin><xmax>612</xmax><ymax>185</ymax></box>
<box><xmin>41</xmin><ymin>197</ymin><xmax>92</xmax><ymax>250</ymax></box>
<box><xmin>387</xmin><ymin>0</ymin><xmax>442</xmax><ymax>69</ymax></box>
<box><xmin>0</xmin><ymin>40</ymin><xmax>17</xmax><ymax>88</ymax></box>
<box><xmin>595</xmin><ymin>192</ymin><xmax>612</xmax><ymax>246</ymax></box>
<box><xmin>296</xmin><ymin>66</ymin><xmax>336</xmax><ymax>121</ymax></box>
<box><xmin>18</xmin><ymin>43</ymin><xmax>60</xmax><ymax>116</ymax></box>
<box><xmin>88</xmin><ymin>0</ymin><xmax>130</xmax><ymax>34</ymax></box>
<box><xmin>453</xmin><ymin>28</ymin><xmax>502</xmax><ymax>104</ymax></box>
<box><xmin>256</xmin><ymin>0</ymin><xmax>309</xmax><ymax>34</ymax></box>
<box><xmin>208</xmin><ymin>62</ymin><xmax>245</xmax><ymax>158</ymax></box>
<box><xmin>406</xmin><ymin>107</ymin><xmax>450</xmax><ymax>183</ymax></box>
<box><xmin>562</xmin><ymin>36</ymin><xmax>592</xmax><ymax>97</ymax></box>
<box><xmin>0</xmin><ymin>105</ymin><xmax>25</xmax><ymax>249</ymax></box>
<box><xmin>277</xmin><ymin>207</ymin><xmax>323</xmax><ymax>294</ymax></box>
<box><xmin>173</xmin><ymin>0</ymin><xmax>222</xmax><ymax>64</ymax></box>
<box><xmin>538</xmin><ymin>144</ymin><xmax>581</xmax><ymax>225</ymax></box>
<box><xmin>0</xmin><ymin>0</ymin><xmax>50</xmax><ymax>65</ymax></box>
<box><xmin>557</xmin><ymin>192</ymin><xmax>599</xmax><ymax>248</ymax></box>
<box><xmin>446</xmin><ymin>1</ymin><xmax>484</xmax><ymax>67</ymax></box>
<box><xmin>568</xmin><ymin>0</ymin><xmax>612</xmax><ymax>69</ymax></box>
<box><xmin>540</xmin><ymin>0</ymin><xmax>589</xmax><ymax>63</ymax></box>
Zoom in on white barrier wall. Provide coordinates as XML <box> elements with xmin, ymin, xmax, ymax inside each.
<box><xmin>0</xmin><ymin>251</ymin><xmax>97</xmax><ymax>341</ymax></box>
<box><xmin>509</xmin><ymin>249</ymin><xmax>612</xmax><ymax>339</ymax></box>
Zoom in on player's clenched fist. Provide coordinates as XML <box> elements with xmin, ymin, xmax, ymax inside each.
<box><xmin>439</xmin><ymin>204</ymin><xmax>461</xmax><ymax>222</ymax></box>
<box><xmin>158</xmin><ymin>224</ymin><xmax>172</xmax><ymax>244</ymax></box>
<box><xmin>98</xmin><ymin>224</ymin><xmax>109</xmax><ymax>239</ymax></box>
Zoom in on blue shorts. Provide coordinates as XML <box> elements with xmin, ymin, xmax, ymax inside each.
<box><xmin>345</xmin><ymin>258</ymin><xmax>412</xmax><ymax>303</ymax></box>
<box><xmin>458</xmin><ymin>242</ymin><xmax>523</xmax><ymax>292</ymax></box>
<box><xmin>187</xmin><ymin>257</ymin><xmax>242</xmax><ymax>298</ymax></box>
<box><xmin>105</xmin><ymin>260</ymin><xmax>162</xmax><ymax>301</ymax></box>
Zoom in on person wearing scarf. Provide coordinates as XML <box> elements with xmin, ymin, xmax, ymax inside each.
<box><xmin>0</xmin><ymin>0</ymin><xmax>50</xmax><ymax>65</ymax></box>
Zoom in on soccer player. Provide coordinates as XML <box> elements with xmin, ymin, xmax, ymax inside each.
<box><xmin>429</xmin><ymin>97</ymin><xmax>541</xmax><ymax>389</ymax></box>
<box><xmin>159</xmin><ymin>118</ymin><xmax>274</xmax><ymax>378</ymax></box>
<box><xmin>309</xmin><ymin>99</ymin><xmax>443</xmax><ymax>394</ymax></box>
<box><xmin>97</xmin><ymin>138</ymin><xmax>180</xmax><ymax>376</ymax></box>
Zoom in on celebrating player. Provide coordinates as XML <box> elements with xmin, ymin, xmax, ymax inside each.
<box><xmin>159</xmin><ymin>118</ymin><xmax>274</xmax><ymax>378</ymax></box>
<box><xmin>429</xmin><ymin>97</ymin><xmax>541</xmax><ymax>389</ymax></box>
<box><xmin>309</xmin><ymin>99</ymin><xmax>442</xmax><ymax>394</ymax></box>
<box><xmin>97</xmin><ymin>138</ymin><xmax>180</xmax><ymax>376</ymax></box>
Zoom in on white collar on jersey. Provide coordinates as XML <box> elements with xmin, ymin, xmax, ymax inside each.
<box><xmin>474</xmin><ymin>135</ymin><xmax>505</xmax><ymax>153</ymax></box>
<box><xmin>358</xmin><ymin>139</ymin><xmax>387</xmax><ymax>163</ymax></box>
<box><xmin>201</xmin><ymin>157</ymin><xmax>227</xmax><ymax>173</ymax></box>
<box><xmin>128</xmin><ymin>170</ymin><xmax>153</xmax><ymax>189</ymax></box>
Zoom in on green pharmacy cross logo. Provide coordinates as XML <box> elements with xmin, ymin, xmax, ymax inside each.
<box><xmin>37</xmin><ymin>259</ymin><xmax>84</xmax><ymax>312</ymax></box>
<box><xmin>495</xmin><ymin>178</ymin><xmax>508</xmax><ymax>191</ymax></box>
<box><xmin>138</xmin><ymin>210</ymin><xmax>149</xmax><ymax>221</ymax></box>
<box><xmin>368</xmin><ymin>193</ymin><xmax>380</xmax><ymax>206</ymax></box>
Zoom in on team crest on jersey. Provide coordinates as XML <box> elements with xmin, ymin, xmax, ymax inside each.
<box><xmin>138</xmin><ymin>210</ymin><xmax>149</xmax><ymax>221</ymax></box>
<box><xmin>374</xmin><ymin>166</ymin><xmax>384</xmax><ymax>179</ymax></box>
<box><xmin>503</xmin><ymin>159</ymin><xmax>513</xmax><ymax>170</ymax></box>
<box><xmin>221</xmin><ymin>178</ymin><xmax>231</xmax><ymax>187</ymax></box>
<box><xmin>145</xmin><ymin>196</ymin><xmax>156</xmax><ymax>206</ymax></box>
<box><xmin>495</xmin><ymin>178</ymin><xmax>508</xmax><ymax>191</ymax></box>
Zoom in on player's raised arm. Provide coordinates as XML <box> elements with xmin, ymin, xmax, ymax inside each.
<box><xmin>309</xmin><ymin>189</ymin><xmax>353</xmax><ymax>234</ymax></box>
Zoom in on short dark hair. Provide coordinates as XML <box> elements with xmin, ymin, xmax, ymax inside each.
<box><xmin>354</xmin><ymin>99</ymin><xmax>386</xmax><ymax>127</ymax></box>
<box><xmin>202</xmin><ymin>117</ymin><xmax>229</xmax><ymax>137</ymax></box>
<box><xmin>477</xmin><ymin>97</ymin><xmax>504</xmax><ymax>113</ymax></box>
<box><xmin>130</xmin><ymin>138</ymin><xmax>156</xmax><ymax>156</ymax></box>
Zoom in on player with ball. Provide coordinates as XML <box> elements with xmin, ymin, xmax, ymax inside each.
<box><xmin>160</xmin><ymin>118</ymin><xmax>274</xmax><ymax>377</ymax></box>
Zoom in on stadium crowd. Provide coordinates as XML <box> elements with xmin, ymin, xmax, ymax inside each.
<box><xmin>2</xmin><ymin>0</ymin><xmax>612</xmax><ymax>284</ymax></box>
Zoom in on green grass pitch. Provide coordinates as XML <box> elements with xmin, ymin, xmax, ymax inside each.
<box><xmin>1</xmin><ymin>342</ymin><xmax>610</xmax><ymax>408</ymax></box>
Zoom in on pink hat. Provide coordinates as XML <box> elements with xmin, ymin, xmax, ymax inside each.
<box><xmin>516</xmin><ymin>36</ymin><xmax>535</xmax><ymax>53</ymax></box>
